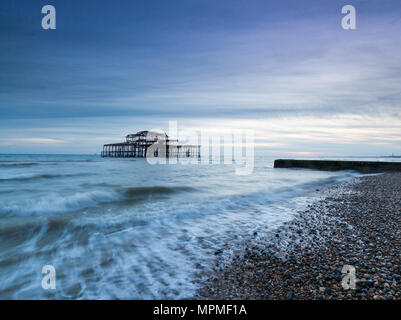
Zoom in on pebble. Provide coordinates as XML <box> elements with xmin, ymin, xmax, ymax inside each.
<box><xmin>197</xmin><ymin>173</ymin><xmax>401</xmax><ymax>300</ymax></box>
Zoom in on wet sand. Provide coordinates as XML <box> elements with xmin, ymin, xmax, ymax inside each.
<box><xmin>197</xmin><ymin>173</ymin><xmax>401</xmax><ymax>300</ymax></box>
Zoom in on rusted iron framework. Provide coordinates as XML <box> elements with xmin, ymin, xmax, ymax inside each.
<box><xmin>101</xmin><ymin>130</ymin><xmax>200</xmax><ymax>159</ymax></box>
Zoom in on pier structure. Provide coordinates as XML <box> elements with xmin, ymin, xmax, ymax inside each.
<box><xmin>101</xmin><ymin>130</ymin><xmax>200</xmax><ymax>159</ymax></box>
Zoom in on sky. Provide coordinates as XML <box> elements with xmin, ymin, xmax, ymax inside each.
<box><xmin>1</xmin><ymin>0</ymin><xmax>401</xmax><ymax>156</ymax></box>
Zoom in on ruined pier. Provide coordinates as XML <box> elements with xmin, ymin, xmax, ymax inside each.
<box><xmin>101</xmin><ymin>130</ymin><xmax>200</xmax><ymax>159</ymax></box>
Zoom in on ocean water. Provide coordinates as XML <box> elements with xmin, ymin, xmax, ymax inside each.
<box><xmin>0</xmin><ymin>152</ymin><xmax>370</xmax><ymax>299</ymax></box>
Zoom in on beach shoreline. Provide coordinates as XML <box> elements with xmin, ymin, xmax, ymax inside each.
<box><xmin>196</xmin><ymin>173</ymin><xmax>401</xmax><ymax>300</ymax></box>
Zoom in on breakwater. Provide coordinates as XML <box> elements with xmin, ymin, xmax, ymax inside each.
<box><xmin>274</xmin><ymin>159</ymin><xmax>401</xmax><ymax>173</ymax></box>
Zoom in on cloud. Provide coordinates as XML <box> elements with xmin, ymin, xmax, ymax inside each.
<box><xmin>0</xmin><ymin>138</ymin><xmax>66</xmax><ymax>147</ymax></box>
<box><xmin>10</xmin><ymin>138</ymin><xmax>66</xmax><ymax>144</ymax></box>
<box><xmin>1</xmin><ymin>1</ymin><xmax>401</xmax><ymax>155</ymax></box>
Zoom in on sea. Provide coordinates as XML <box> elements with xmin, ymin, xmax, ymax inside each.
<box><xmin>0</xmin><ymin>151</ymin><xmax>393</xmax><ymax>299</ymax></box>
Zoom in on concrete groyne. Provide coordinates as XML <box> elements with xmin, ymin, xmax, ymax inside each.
<box><xmin>274</xmin><ymin>159</ymin><xmax>401</xmax><ymax>173</ymax></box>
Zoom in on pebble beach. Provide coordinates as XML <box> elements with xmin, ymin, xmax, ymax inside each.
<box><xmin>197</xmin><ymin>172</ymin><xmax>401</xmax><ymax>300</ymax></box>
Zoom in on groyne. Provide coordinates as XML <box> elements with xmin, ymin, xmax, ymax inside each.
<box><xmin>273</xmin><ymin>159</ymin><xmax>401</xmax><ymax>173</ymax></box>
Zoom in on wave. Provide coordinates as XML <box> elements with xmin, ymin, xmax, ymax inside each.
<box><xmin>121</xmin><ymin>186</ymin><xmax>193</xmax><ymax>197</ymax></box>
<box><xmin>0</xmin><ymin>186</ymin><xmax>194</xmax><ymax>216</ymax></box>
<box><xmin>0</xmin><ymin>171</ymin><xmax>357</xmax><ymax>218</ymax></box>
<box><xmin>0</xmin><ymin>190</ymin><xmax>120</xmax><ymax>216</ymax></box>
<box><xmin>274</xmin><ymin>172</ymin><xmax>358</xmax><ymax>195</ymax></box>
<box><xmin>0</xmin><ymin>163</ymin><xmax>39</xmax><ymax>168</ymax></box>
<box><xmin>0</xmin><ymin>173</ymin><xmax>90</xmax><ymax>182</ymax></box>
<box><xmin>36</xmin><ymin>160</ymin><xmax>96</xmax><ymax>163</ymax></box>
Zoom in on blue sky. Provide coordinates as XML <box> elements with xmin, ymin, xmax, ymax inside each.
<box><xmin>1</xmin><ymin>0</ymin><xmax>401</xmax><ymax>155</ymax></box>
